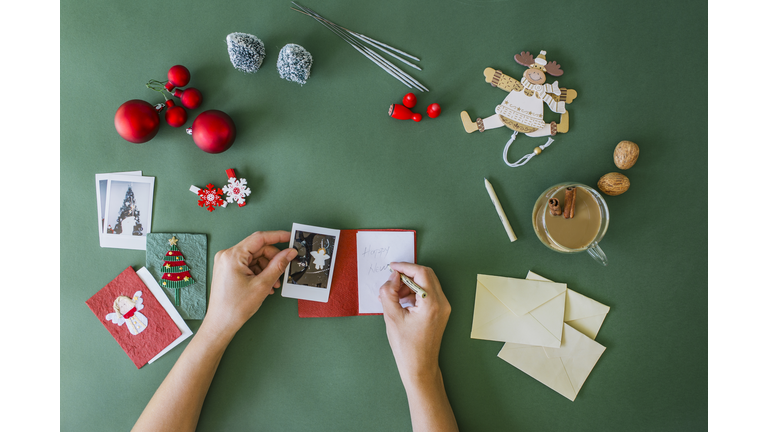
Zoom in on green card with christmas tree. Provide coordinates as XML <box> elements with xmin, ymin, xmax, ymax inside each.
<box><xmin>146</xmin><ymin>233</ymin><xmax>207</xmax><ymax>320</ymax></box>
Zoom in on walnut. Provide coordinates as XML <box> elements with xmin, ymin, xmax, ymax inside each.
<box><xmin>613</xmin><ymin>140</ymin><xmax>639</xmax><ymax>170</ymax></box>
<box><xmin>598</xmin><ymin>173</ymin><xmax>630</xmax><ymax>196</ymax></box>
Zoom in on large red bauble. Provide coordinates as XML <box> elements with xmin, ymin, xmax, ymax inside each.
<box><xmin>180</xmin><ymin>87</ymin><xmax>202</xmax><ymax>109</ymax></box>
<box><xmin>114</xmin><ymin>99</ymin><xmax>160</xmax><ymax>143</ymax></box>
<box><xmin>168</xmin><ymin>65</ymin><xmax>190</xmax><ymax>87</ymax></box>
<box><xmin>188</xmin><ymin>110</ymin><xmax>236</xmax><ymax>153</ymax></box>
<box><xmin>165</xmin><ymin>105</ymin><xmax>188</xmax><ymax>127</ymax></box>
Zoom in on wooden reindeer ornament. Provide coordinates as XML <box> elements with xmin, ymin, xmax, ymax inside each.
<box><xmin>460</xmin><ymin>50</ymin><xmax>578</xmax><ymax>167</ymax></box>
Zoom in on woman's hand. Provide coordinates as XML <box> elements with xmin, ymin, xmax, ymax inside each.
<box><xmin>203</xmin><ymin>230</ymin><xmax>297</xmax><ymax>339</ymax></box>
<box><xmin>378</xmin><ymin>262</ymin><xmax>451</xmax><ymax>386</ymax></box>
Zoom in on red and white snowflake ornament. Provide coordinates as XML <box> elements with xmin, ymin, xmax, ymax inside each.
<box><xmin>222</xmin><ymin>168</ymin><xmax>251</xmax><ymax>207</ymax></box>
<box><xmin>190</xmin><ymin>184</ymin><xmax>226</xmax><ymax>212</ymax></box>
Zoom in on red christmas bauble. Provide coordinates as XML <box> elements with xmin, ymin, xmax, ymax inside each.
<box><xmin>426</xmin><ymin>103</ymin><xmax>441</xmax><ymax>118</ymax></box>
<box><xmin>180</xmin><ymin>87</ymin><xmax>202</xmax><ymax>109</ymax></box>
<box><xmin>168</xmin><ymin>65</ymin><xmax>190</xmax><ymax>88</ymax></box>
<box><xmin>188</xmin><ymin>110</ymin><xmax>236</xmax><ymax>153</ymax></box>
<box><xmin>402</xmin><ymin>93</ymin><xmax>417</xmax><ymax>109</ymax></box>
<box><xmin>114</xmin><ymin>99</ymin><xmax>160</xmax><ymax>143</ymax></box>
<box><xmin>165</xmin><ymin>105</ymin><xmax>188</xmax><ymax>127</ymax></box>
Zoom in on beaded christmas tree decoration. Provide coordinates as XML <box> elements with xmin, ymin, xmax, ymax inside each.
<box><xmin>160</xmin><ymin>236</ymin><xmax>195</xmax><ymax>306</ymax></box>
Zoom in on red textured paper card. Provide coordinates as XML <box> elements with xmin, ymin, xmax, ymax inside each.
<box><xmin>298</xmin><ymin>229</ymin><xmax>416</xmax><ymax>317</ymax></box>
<box><xmin>86</xmin><ymin>267</ymin><xmax>182</xmax><ymax>368</ymax></box>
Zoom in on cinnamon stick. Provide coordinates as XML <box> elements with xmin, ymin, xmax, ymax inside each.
<box><xmin>548</xmin><ymin>198</ymin><xmax>562</xmax><ymax>216</ymax></box>
<box><xmin>563</xmin><ymin>187</ymin><xmax>576</xmax><ymax>219</ymax></box>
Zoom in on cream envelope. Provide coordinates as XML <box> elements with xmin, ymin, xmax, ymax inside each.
<box><xmin>471</xmin><ymin>274</ymin><xmax>567</xmax><ymax>348</ymax></box>
<box><xmin>498</xmin><ymin>324</ymin><xmax>606</xmax><ymax>401</ymax></box>
<box><xmin>527</xmin><ymin>271</ymin><xmax>610</xmax><ymax>339</ymax></box>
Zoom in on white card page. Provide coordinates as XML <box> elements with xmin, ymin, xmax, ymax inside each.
<box><xmin>135</xmin><ymin>267</ymin><xmax>193</xmax><ymax>364</ymax></box>
<box><xmin>357</xmin><ymin>231</ymin><xmax>415</xmax><ymax>314</ymax></box>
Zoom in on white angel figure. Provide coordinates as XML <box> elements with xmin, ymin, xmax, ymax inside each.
<box><xmin>309</xmin><ymin>247</ymin><xmax>330</xmax><ymax>270</ymax></box>
<box><xmin>105</xmin><ymin>291</ymin><xmax>148</xmax><ymax>336</ymax></box>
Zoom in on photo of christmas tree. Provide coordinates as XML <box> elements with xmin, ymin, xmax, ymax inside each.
<box><xmin>100</xmin><ymin>174</ymin><xmax>155</xmax><ymax>250</ymax></box>
<box><xmin>106</xmin><ymin>181</ymin><xmax>149</xmax><ymax>236</ymax></box>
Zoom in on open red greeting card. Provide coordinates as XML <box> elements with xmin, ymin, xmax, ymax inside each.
<box><xmin>298</xmin><ymin>229</ymin><xmax>416</xmax><ymax>318</ymax></box>
<box><xmin>86</xmin><ymin>266</ymin><xmax>184</xmax><ymax>368</ymax></box>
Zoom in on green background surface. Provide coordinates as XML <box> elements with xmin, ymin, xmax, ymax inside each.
<box><xmin>61</xmin><ymin>0</ymin><xmax>707</xmax><ymax>430</ymax></box>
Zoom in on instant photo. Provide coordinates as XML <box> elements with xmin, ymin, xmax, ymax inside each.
<box><xmin>98</xmin><ymin>173</ymin><xmax>154</xmax><ymax>250</ymax></box>
<box><xmin>282</xmin><ymin>224</ymin><xmax>341</xmax><ymax>303</ymax></box>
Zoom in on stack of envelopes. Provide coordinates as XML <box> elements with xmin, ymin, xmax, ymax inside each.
<box><xmin>471</xmin><ymin>271</ymin><xmax>610</xmax><ymax>401</ymax></box>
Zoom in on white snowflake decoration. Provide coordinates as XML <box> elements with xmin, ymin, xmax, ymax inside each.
<box><xmin>223</xmin><ymin>177</ymin><xmax>251</xmax><ymax>206</ymax></box>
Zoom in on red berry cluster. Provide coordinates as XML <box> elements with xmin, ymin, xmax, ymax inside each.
<box><xmin>388</xmin><ymin>93</ymin><xmax>441</xmax><ymax>122</ymax></box>
<box><xmin>150</xmin><ymin>65</ymin><xmax>204</xmax><ymax>128</ymax></box>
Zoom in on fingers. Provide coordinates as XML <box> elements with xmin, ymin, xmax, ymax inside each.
<box><xmin>261</xmin><ymin>245</ymin><xmax>282</xmax><ymax>260</ymax></box>
<box><xmin>248</xmin><ymin>251</ymin><xmax>288</xmax><ymax>289</ymax></box>
<box><xmin>379</xmin><ymin>271</ymin><xmax>406</xmax><ymax>321</ymax></box>
<box><xmin>389</xmin><ymin>262</ymin><xmax>445</xmax><ymax>301</ymax></box>
<box><xmin>388</xmin><ymin>262</ymin><xmax>427</xmax><ymax>281</ymax></box>
<box><xmin>239</xmin><ymin>230</ymin><xmax>291</xmax><ymax>257</ymax></box>
<box><xmin>398</xmin><ymin>291</ymin><xmax>417</xmax><ymax>308</ymax></box>
<box><xmin>256</xmin><ymin>247</ymin><xmax>298</xmax><ymax>287</ymax></box>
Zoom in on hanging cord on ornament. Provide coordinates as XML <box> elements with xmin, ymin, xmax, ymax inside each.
<box><xmin>502</xmin><ymin>132</ymin><xmax>555</xmax><ymax>167</ymax></box>
<box><xmin>146</xmin><ymin>79</ymin><xmax>173</xmax><ymax>115</ymax></box>
<box><xmin>146</xmin><ymin>79</ymin><xmax>171</xmax><ymax>101</ymax></box>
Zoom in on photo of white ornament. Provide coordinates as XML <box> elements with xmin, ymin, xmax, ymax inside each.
<box><xmin>309</xmin><ymin>247</ymin><xmax>330</xmax><ymax>270</ymax></box>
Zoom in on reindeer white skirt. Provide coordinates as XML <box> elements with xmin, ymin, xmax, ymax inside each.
<box><xmin>461</xmin><ymin>50</ymin><xmax>578</xmax><ymax>167</ymax></box>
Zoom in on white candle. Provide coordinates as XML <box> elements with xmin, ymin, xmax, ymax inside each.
<box><xmin>484</xmin><ymin>178</ymin><xmax>517</xmax><ymax>242</ymax></box>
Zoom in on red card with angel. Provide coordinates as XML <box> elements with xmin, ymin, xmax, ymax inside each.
<box><xmin>86</xmin><ymin>266</ymin><xmax>182</xmax><ymax>368</ymax></box>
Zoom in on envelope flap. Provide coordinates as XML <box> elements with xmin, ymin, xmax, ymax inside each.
<box><xmin>478</xmin><ymin>274</ymin><xmax>566</xmax><ymax>316</ymax></box>
<box><xmin>543</xmin><ymin>323</ymin><xmax>579</xmax><ymax>359</ymax></box>
<box><xmin>565</xmin><ymin>289</ymin><xmax>610</xmax><ymax>322</ymax></box>
<box><xmin>527</xmin><ymin>271</ymin><xmax>609</xmax><ymax>339</ymax></box>
<box><xmin>528</xmin><ymin>291</ymin><xmax>565</xmax><ymax>343</ymax></box>
<box><xmin>472</xmin><ymin>312</ymin><xmax>562</xmax><ymax>347</ymax></box>
<box><xmin>498</xmin><ymin>343</ymin><xmax>577</xmax><ymax>401</ymax></box>
<box><xmin>559</xmin><ymin>326</ymin><xmax>606</xmax><ymax>397</ymax></box>
<box><xmin>567</xmin><ymin>315</ymin><xmax>607</xmax><ymax>340</ymax></box>
<box><xmin>471</xmin><ymin>280</ymin><xmax>513</xmax><ymax>330</ymax></box>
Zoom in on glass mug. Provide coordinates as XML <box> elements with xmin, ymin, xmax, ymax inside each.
<box><xmin>532</xmin><ymin>182</ymin><xmax>609</xmax><ymax>266</ymax></box>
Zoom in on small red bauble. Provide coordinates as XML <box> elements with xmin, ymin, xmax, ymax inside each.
<box><xmin>426</xmin><ymin>103</ymin><xmax>441</xmax><ymax>118</ymax></box>
<box><xmin>168</xmin><ymin>65</ymin><xmax>191</xmax><ymax>88</ymax></box>
<box><xmin>174</xmin><ymin>87</ymin><xmax>203</xmax><ymax>109</ymax></box>
<box><xmin>402</xmin><ymin>93</ymin><xmax>417</xmax><ymax>109</ymax></box>
<box><xmin>165</xmin><ymin>105</ymin><xmax>188</xmax><ymax>127</ymax></box>
<box><xmin>187</xmin><ymin>110</ymin><xmax>236</xmax><ymax>154</ymax></box>
<box><xmin>114</xmin><ymin>99</ymin><xmax>160</xmax><ymax>143</ymax></box>
<box><xmin>389</xmin><ymin>104</ymin><xmax>421</xmax><ymax>122</ymax></box>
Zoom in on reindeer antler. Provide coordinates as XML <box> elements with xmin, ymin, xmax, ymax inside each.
<box><xmin>545</xmin><ymin>61</ymin><xmax>563</xmax><ymax>76</ymax></box>
<box><xmin>514</xmin><ymin>51</ymin><xmax>534</xmax><ymax>67</ymax></box>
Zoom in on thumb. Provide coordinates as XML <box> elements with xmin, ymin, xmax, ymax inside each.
<box><xmin>379</xmin><ymin>271</ymin><xmax>405</xmax><ymax>320</ymax></box>
<box><xmin>258</xmin><ymin>248</ymin><xmax>298</xmax><ymax>286</ymax></box>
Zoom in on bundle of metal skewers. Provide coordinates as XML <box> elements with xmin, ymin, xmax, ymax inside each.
<box><xmin>291</xmin><ymin>2</ymin><xmax>428</xmax><ymax>92</ymax></box>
